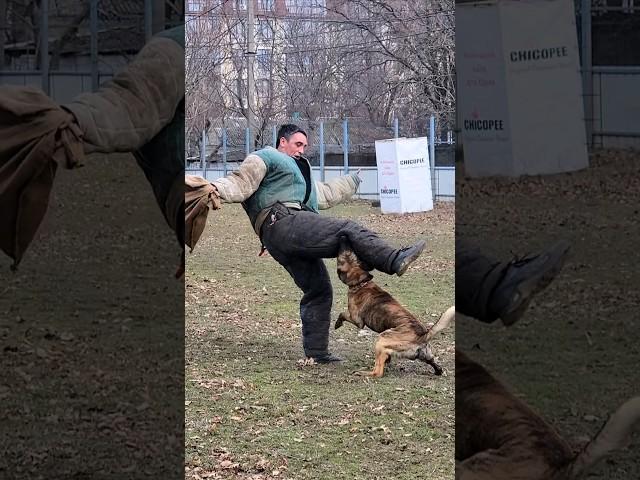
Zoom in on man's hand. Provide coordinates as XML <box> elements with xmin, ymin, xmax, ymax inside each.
<box><xmin>210</xmin><ymin>184</ymin><xmax>222</xmax><ymax>209</ymax></box>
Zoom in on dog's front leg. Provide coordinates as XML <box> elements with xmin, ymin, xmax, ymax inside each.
<box><xmin>335</xmin><ymin>311</ymin><xmax>364</xmax><ymax>330</ymax></box>
<box><xmin>335</xmin><ymin>312</ymin><xmax>350</xmax><ymax>329</ymax></box>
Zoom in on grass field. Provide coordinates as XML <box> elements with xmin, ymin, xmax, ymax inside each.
<box><xmin>185</xmin><ymin>201</ymin><xmax>454</xmax><ymax>480</ymax></box>
<box><xmin>0</xmin><ymin>155</ymin><xmax>184</xmax><ymax>478</ymax></box>
<box><xmin>456</xmin><ymin>149</ymin><xmax>640</xmax><ymax>479</ymax></box>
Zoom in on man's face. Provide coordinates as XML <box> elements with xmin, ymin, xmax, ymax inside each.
<box><xmin>278</xmin><ymin>132</ymin><xmax>308</xmax><ymax>158</ymax></box>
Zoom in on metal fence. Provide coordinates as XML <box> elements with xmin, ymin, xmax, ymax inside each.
<box><xmin>186</xmin><ymin>115</ymin><xmax>455</xmax><ymax>202</ymax></box>
<box><xmin>188</xmin><ymin>116</ymin><xmax>455</xmax><ymax>166</ymax></box>
<box><xmin>577</xmin><ymin>1</ymin><xmax>640</xmax><ymax>148</ymax></box>
<box><xmin>0</xmin><ymin>1</ymin><xmax>182</xmax><ymax>100</ymax></box>
<box><xmin>590</xmin><ymin>67</ymin><xmax>640</xmax><ymax>148</ymax></box>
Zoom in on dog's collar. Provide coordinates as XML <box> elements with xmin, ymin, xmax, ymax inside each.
<box><xmin>349</xmin><ymin>279</ymin><xmax>371</xmax><ymax>291</ymax></box>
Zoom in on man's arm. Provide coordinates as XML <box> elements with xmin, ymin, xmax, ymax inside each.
<box><xmin>315</xmin><ymin>172</ymin><xmax>361</xmax><ymax>209</ymax></box>
<box><xmin>212</xmin><ymin>154</ymin><xmax>267</xmax><ymax>202</ymax></box>
<box><xmin>184</xmin><ymin>154</ymin><xmax>267</xmax><ymax>252</ymax></box>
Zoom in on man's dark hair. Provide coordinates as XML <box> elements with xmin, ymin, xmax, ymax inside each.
<box><xmin>276</xmin><ymin>124</ymin><xmax>307</xmax><ymax>146</ymax></box>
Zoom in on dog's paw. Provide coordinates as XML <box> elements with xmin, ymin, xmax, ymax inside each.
<box><xmin>334</xmin><ymin>319</ymin><xmax>344</xmax><ymax>330</ymax></box>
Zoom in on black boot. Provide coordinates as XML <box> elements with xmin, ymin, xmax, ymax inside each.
<box><xmin>489</xmin><ymin>240</ymin><xmax>571</xmax><ymax>326</ymax></box>
<box><xmin>309</xmin><ymin>352</ymin><xmax>343</xmax><ymax>364</ymax></box>
<box><xmin>390</xmin><ymin>240</ymin><xmax>427</xmax><ymax>276</ymax></box>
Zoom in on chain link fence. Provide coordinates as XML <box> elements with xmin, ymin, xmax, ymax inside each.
<box><xmin>188</xmin><ymin>116</ymin><xmax>455</xmax><ymax>167</ymax></box>
<box><xmin>187</xmin><ymin>115</ymin><xmax>456</xmax><ymax>201</ymax></box>
<box><xmin>576</xmin><ymin>1</ymin><xmax>640</xmax><ymax>148</ymax></box>
<box><xmin>1</xmin><ymin>1</ymin><xmax>183</xmax><ymax>101</ymax></box>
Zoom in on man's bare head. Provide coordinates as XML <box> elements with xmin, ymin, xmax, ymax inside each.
<box><xmin>276</xmin><ymin>124</ymin><xmax>308</xmax><ymax>158</ymax></box>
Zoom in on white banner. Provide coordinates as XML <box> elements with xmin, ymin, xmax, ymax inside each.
<box><xmin>374</xmin><ymin>137</ymin><xmax>433</xmax><ymax>214</ymax></box>
<box><xmin>456</xmin><ymin>2</ymin><xmax>513</xmax><ymax>176</ymax></box>
<box><xmin>457</xmin><ymin>0</ymin><xmax>588</xmax><ymax>177</ymax></box>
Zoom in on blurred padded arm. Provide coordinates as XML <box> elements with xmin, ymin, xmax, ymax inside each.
<box><xmin>315</xmin><ymin>173</ymin><xmax>361</xmax><ymax>209</ymax></box>
<box><xmin>63</xmin><ymin>36</ymin><xmax>184</xmax><ymax>154</ymax></box>
<box><xmin>211</xmin><ymin>154</ymin><xmax>267</xmax><ymax>202</ymax></box>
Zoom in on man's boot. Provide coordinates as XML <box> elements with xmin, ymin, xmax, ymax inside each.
<box><xmin>309</xmin><ymin>352</ymin><xmax>343</xmax><ymax>364</ymax></box>
<box><xmin>489</xmin><ymin>240</ymin><xmax>571</xmax><ymax>326</ymax></box>
<box><xmin>390</xmin><ymin>240</ymin><xmax>427</xmax><ymax>276</ymax></box>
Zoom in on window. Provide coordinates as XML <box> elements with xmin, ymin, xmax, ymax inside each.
<box><xmin>259</xmin><ymin>0</ymin><xmax>275</xmax><ymax>11</ymax></box>
<box><xmin>232</xmin><ymin>20</ymin><xmax>246</xmax><ymax>41</ymax></box>
<box><xmin>285</xmin><ymin>0</ymin><xmax>326</xmax><ymax>15</ymax></box>
<box><xmin>187</xmin><ymin>0</ymin><xmax>203</xmax><ymax>13</ymax></box>
<box><xmin>256</xmin><ymin>48</ymin><xmax>272</xmax><ymax>76</ymax></box>
<box><xmin>234</xmin><ymin>0</ymin><xmax>247</xmax><ymax>10</ymax></box>
<box><xmin>257</xmin><ymin>19</ymin><xmax>274</xmax><ymax>40</ymax></box>
<box><xmin>257</xmin><ymin>79</ymin><xmax>271</xmax><ymax>98</ymax></box>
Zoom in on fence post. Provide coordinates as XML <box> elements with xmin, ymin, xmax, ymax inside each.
<box><xmin>245</xmin><ymin>127</ymin><xmax>251</xmax><ymax>156</ymax></box>
<box><xmin>222</xmin><ymin>128</ymin><xmax>228</xmax><ymax>176</ymax></box>
<box><xmin>343</xmin><ymin>118</ymin><xmax>349</xmax><ymax>174</ymax></box>
<box><xmin>581</xmin><ymin>0</ymin><xmax>593</xmax><ymax>147</ymax></box>
<box><xmin>200</xmin><ymin>128</ymin><xmax>207</xmax><ymax>175</ymax></box>
<box><xmin>40</xmin><ymin>0</ymin><xmax>49</xmax><ymax>95</ymax></box>
<box><xmin>90</xmin><ymin>0</ymin><xmax>99</xmax><ymax>91</ymax></box>
<box><xmin>272</xmin><ymin>125</ymin><xmax>277</xmax><ymax>147</ymax></box>
<box><xmin>393</xmin><ymin>117</ymin><xmax>399</xmax><ymax>138</ymax></box>
<box><xmin>319</xmin><ymin>121</ymin><xmax>325</xmax><ymax>182</ymax></box>
<box><xmin>429</xmin><ymin>116</ymin><xmax>436</xmax><ymax>202</ymax></box>
<box><xmin>144</xmin><ymin>0</ymin><xmax>153</xmax><ymax>41</ymax></box>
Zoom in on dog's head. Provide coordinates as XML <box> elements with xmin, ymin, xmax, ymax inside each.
<box><xmin>337</xmin><ymin>236</ymin><xmax>373</xmax><ymax>287</ymax></box>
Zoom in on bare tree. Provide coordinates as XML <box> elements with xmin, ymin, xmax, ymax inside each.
<box><xmin>326</xmin><ymin>0</ymin><xmax>455</xmax><ymax>128</ymax></box>
<box><xmin>185</xmin><ymin>7</ymin><xmax>227</xmax><ymax>156</ymax></box>
<box><xmin>186</xmin><ymin>0</ymin><xmax>455</xmax><ymax>149</ymax></box>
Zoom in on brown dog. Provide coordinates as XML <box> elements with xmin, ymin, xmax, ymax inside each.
<box><xmin>334</xmin><ymin>236</ymin><xmax>454</xmax><ymax>377</ymax></box>
<box><xmin>456</xmin><ymin>348</ymin><xmax>640</xmax><ymax>480</ymax></box>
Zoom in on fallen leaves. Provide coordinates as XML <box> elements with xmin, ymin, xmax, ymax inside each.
<box><xmin>185</xmin><ymin>201</ymin><xmax>455</xmax><ymax>479</ymax></box>
<box><xmin>185</xmin><ymin>452</ymin><xmax>289</xmax><ymax>480</ymax></box>
<box><xmin>296</xmin><ymin>357</ymin><xmax>317</xmax><ymax>368</ymax></box>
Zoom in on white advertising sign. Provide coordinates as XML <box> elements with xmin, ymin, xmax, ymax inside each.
<box><xmin>456</xmin><ymin>2</ymin><xmax>513</xmax><ymax>177</ymax></box>
<box><xmin>374</xmin><ymin>137</ymin><xmax>433</xmax><ymax>214</ymax></box>
<box><xmin>457</xmin><ymin>0</ymin><xmax>589</xmax><ymax>177</ymax></box>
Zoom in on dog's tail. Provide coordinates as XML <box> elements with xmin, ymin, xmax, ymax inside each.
<box><xmin>425</xmin><ymin>305</ymin><xmax>455</xmax><ymax>341</ymax></box>
<box><xmin>567</xmin><ymin>396</ymin><xmax>640</xmax><ymax>478</ymax></box>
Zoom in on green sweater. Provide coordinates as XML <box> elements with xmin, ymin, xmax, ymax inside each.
<box><xmin>242</xmin><ymin>147</ymin><xmax>319</xmax><ymax>228</ymax></box>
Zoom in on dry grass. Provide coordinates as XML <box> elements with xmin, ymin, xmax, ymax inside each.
<box><xmin>456</xmin><ymin>149</ymin><xmax>640</xmax><ymax>479</ymax></box>
<box><xmin>185</xmin><ymin>200</ymin><xmax>454</xmax><ymax>480</ymax></box>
